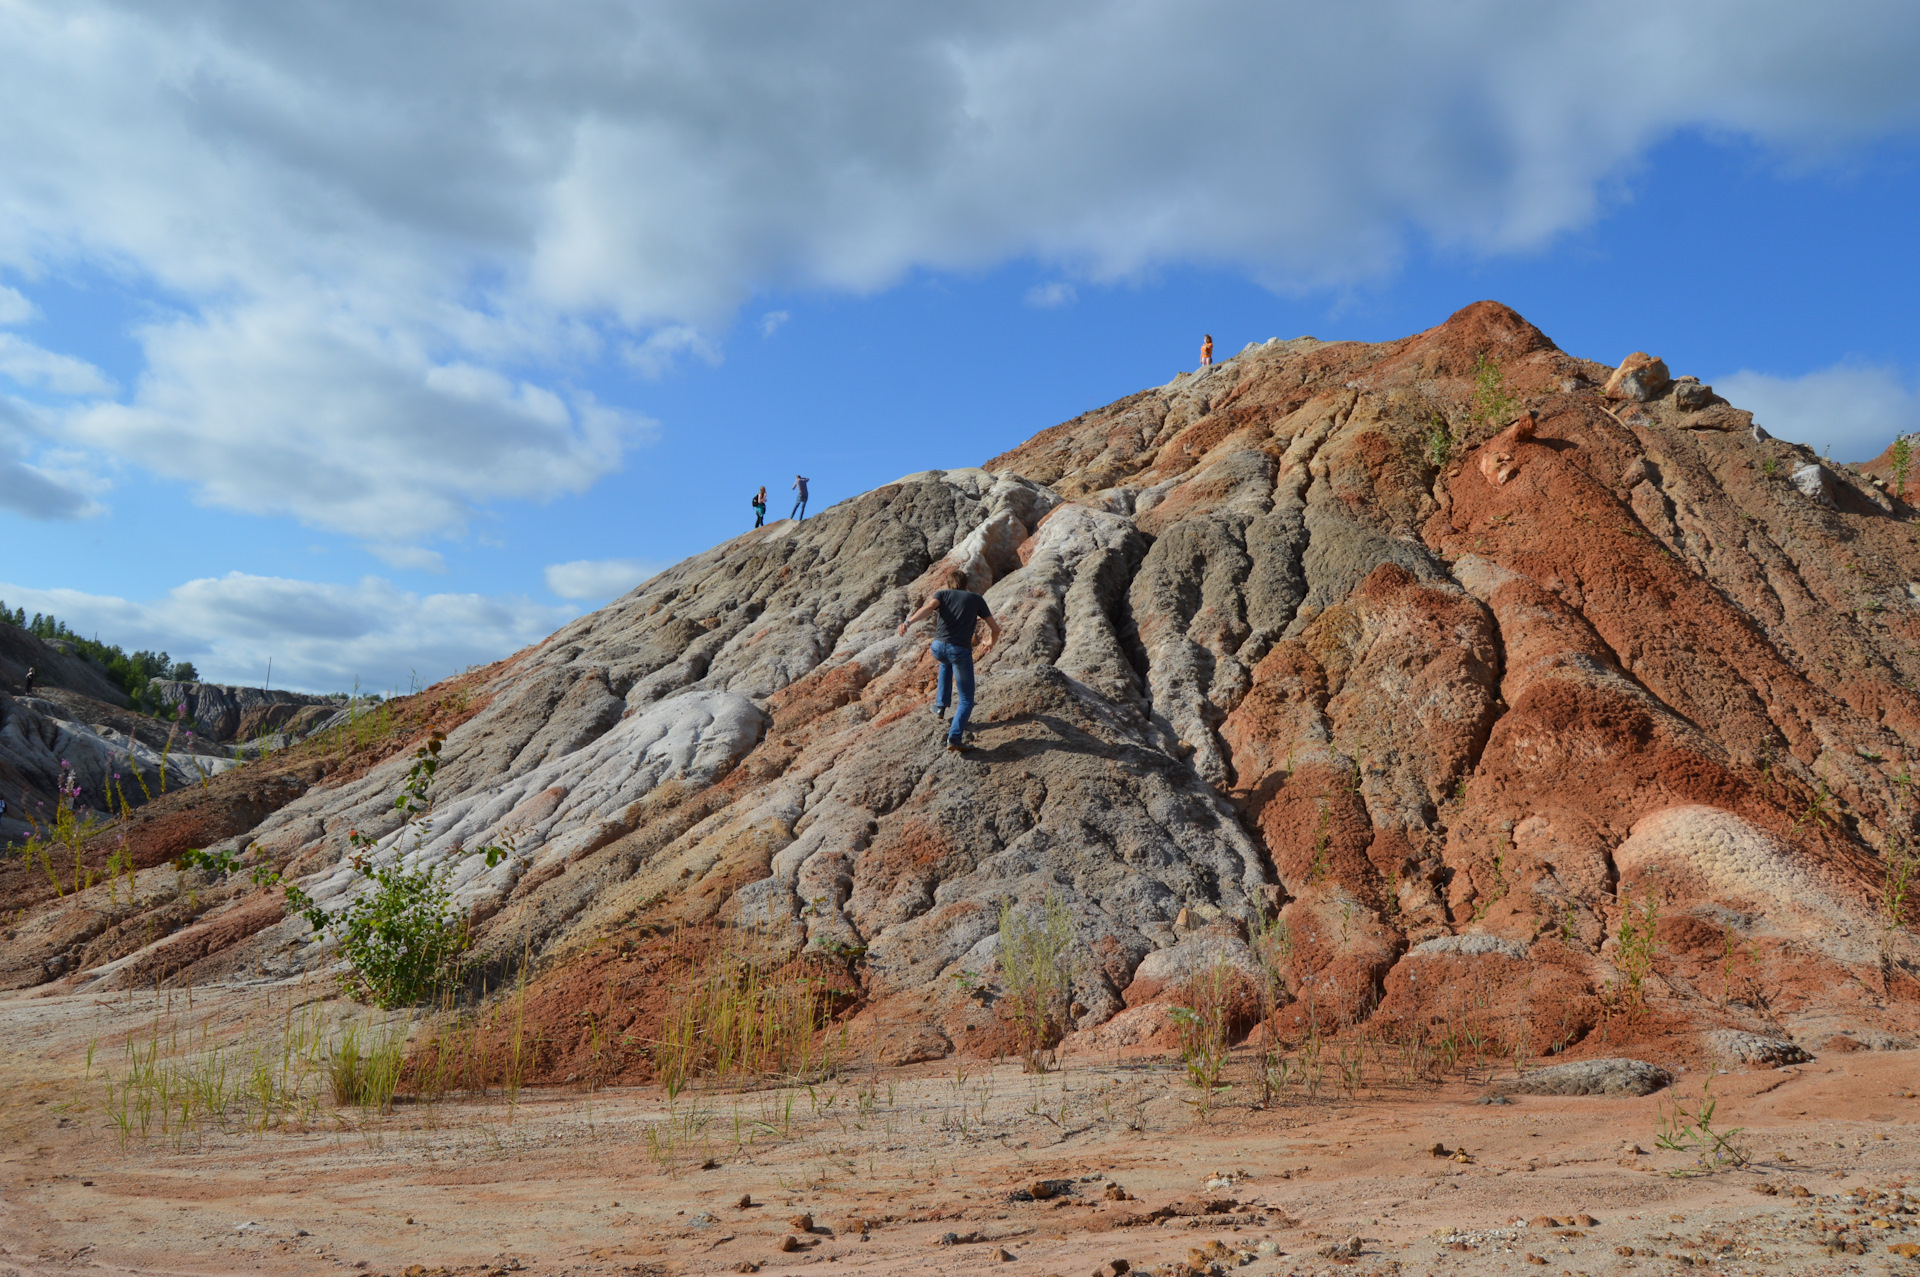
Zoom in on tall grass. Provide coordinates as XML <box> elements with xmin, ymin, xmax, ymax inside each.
<box><xmin>1170</xmin><ymin>954</ymin><xmax>1243</xmax><ymax>1117</ymax></box>
<box><xmin>406</xmin><ymin>961</ymin><xmax>536</xmax><ymax>1106</ymax></box>
<box><xmin>327</xmin><ymin>1021</ymin><xmax>405</xmax><ymax>1111</ymax></box>
<box><xmin>654</xmin><ymin>933</ymin><xmax>848</xmax><ymax>1096</ymax></box>
<box><xmin>997</xmin><ymin>893</ymin><xmax>1075</xmax><ymax>1073</ymax></box>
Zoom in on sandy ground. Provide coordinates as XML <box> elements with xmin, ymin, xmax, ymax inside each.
<box><xmin>2</xmin><ymin>984</ymin><xmax>1918</xmax><ymax>1277</ymax></box>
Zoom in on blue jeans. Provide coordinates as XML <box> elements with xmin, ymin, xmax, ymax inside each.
<box><xmin>791</xmin><ymin>495</ymin><xmax>807</xmax><ymax>520</ymax></box>
<box><xmin>930</xmin><ymin>640</ymin><xmax>975</xmax><ymax>744</ymax></box>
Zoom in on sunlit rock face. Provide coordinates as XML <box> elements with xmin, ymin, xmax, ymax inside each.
<box><xmin>31</xmin><ymin>303</ymin><xmax>1920</xmax><ymax>1061</ymax></box>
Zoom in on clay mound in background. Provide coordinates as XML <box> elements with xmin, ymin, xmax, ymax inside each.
<box><xmin>5</xmin><ymin>300</ymin><xmax>1917</xmax><ymax>1079</ymax></box>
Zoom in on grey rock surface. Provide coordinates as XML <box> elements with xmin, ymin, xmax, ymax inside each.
<box><xmin>1673</xmin><ymin>381</ymin><xmax>1716</xmax><ymax>411</ymax></box>
<box><xmin>1490</xmin><ymin>1059</ymin><xmax>1673</xmax><ymax>1097</ymax></box>
<box><xmin>1703</xmin><ymin>1029</ymin><xmax>1812</xmax><ymax>1066</ymax></box>
<box><xmin>148</xmin><ymin>681</ymin><xmax>339</xmax><ymax>744</ymax></box>
<box><xmin>1408</xmin><ymin>934</ymin><xmax>1528</xmax><ymax>960</ymax></box>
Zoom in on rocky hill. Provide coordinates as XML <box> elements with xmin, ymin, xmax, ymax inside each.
<box><xmin>5</xmin><ymin>301</ymin><xmax>1916</xmax><ymax>1072</ymax></box>
<box><xmin>0</xmin><ymin>622</ymin><xmax>347</xmax><ymax>849</ymax></box>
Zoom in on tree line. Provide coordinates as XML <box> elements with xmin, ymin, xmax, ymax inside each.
<box><xmin>1</xmin><ymin>602</ymin><xmax>197</xmax><ymax>713</ymax></box>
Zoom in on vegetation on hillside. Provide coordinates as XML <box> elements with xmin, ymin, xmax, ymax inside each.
<box><xmin>1</xmin><ymin>601</ymin><xmax>196</xmax><ymax>712</ymax></box>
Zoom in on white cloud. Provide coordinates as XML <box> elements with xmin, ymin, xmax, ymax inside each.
<box><xmin>624</xmin><ymin>325</ymin><xmax>722</xmax><ymax>379</ymax></box>
<box><xmin>544</xmin><ymin>557</ymin><xmax>666</xmax><ymax>601</ymax></box>
<box><xmin>1716</xmin><ymin>361</ymin><xmax>1920</xmax><ymax>462</ymax></box>
<box><xmin>0</xmin><ymin>285</ymin><xmax>34</xmax><ymax>325</ymax></box>
<box><xmin>0</xmin><ymin>333</ymin><xmax>115</xmax><ymax>396</ymax></box>
<box><xmin>67</xmin><ymin>296</ymin><xmax>650</xmax><ymax>541</ymax></box>
<box><xmin>0</xmin><ymin>397</ymin><xmax>99</xmax><ymax>518</ymax></box>
<box><xmin>3</xmin><ymin>0</ymin><xmax>1920</xmax><ymax>546</ymax></box>
<box><xmin>368</xmin><ymin>544</ymin><xmax>448</xmax><ymax>573</ymax></box>
<box><xmin>760</xmin><ymin>310</ymin><xmax>790</xmax><ymax>337</ymax></box>
<box><xmin>1024</xmin><ymin>281</ymin><xmax>1077</xmax><ymax>309</ymax></box>
<box><xmin>0</xmin><ymin>573</ymin><xmax>574</xmax><ymax>694</ymax></box>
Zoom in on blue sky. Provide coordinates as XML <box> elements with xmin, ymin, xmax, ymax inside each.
<box><xmin>5</xmin><ymin>2</ymin><xmax>1920</xmax><ymax>692</ymax></box>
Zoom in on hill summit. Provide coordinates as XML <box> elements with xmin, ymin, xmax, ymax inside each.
<box><xmin>6</xmin><ymin>301</ymin><xmax>1916</xmax><ymax>1069</ymax></box>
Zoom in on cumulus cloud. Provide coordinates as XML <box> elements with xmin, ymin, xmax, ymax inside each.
<box><xmin>759</xmin><ymin>310</ymin><xmax>790</xmax><ymax>337</ymax></box>
<box><xmin>0</xmin><ymin>573</ymin><xmax>574</xmax><ymax>694</ymax></box>
<box><xmin>1024</xmin><ymin>281</ymin><xmax>1077</xmax><ymax>309</ymax></box>
<box><xmin>544</xmin><ymin>557</ymin><xmax>666</xmax><ymax>601</ymax></box>
<box><xmin>3</xmin><ymin>1</ymin><xmax>1920</xmax><ymax>545</ymax></box>
<box><xmin>1717</xmin><ymin>362</ymin><xmax>1920</xmax><ymax>462</ymax></box>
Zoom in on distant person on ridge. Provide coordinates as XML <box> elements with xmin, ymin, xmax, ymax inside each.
<box><xmin>752</xmin><ymin>485</ymin><xmax>767</xmax><ymax>528</ymax></box>
<box><xmin>897</xmin><ymin>568</ymin><xmax>1000</xmax><ymax>753</ymax></box>
<box><xmin>790</xmin><ymin>474</ymin><xmax>810</xmax><ymax>521</ymax></box>
<box><xmin>21</xmin><ymin>666</ymin><xmax>33</xmax><ymax>693</ymax></box>
<box><xmin>1200</xmin><ymin>333</ymin><xmax>1213</xmax><ymax>368</ymax></box>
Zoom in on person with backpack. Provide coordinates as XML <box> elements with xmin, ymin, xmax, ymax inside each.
<box><xmin>752</xmin><ymin>485</ymin><xmax>767</xmax><ymax>528</ymax></box>
<box><xmin>897</xmin><ymin>568</ymin><xmax>1000</xmax><ymax>753</ymax></box>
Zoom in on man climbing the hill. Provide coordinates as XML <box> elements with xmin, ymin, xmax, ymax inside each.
<box><xmin>898</xmin><ymin>568</ymin><xmax>1000</xmax><ymax>753</ymax></box>
<box><xmin>790</xmin><ymin>474</ymin><xmax>810</xmax><ymax>521</ymax></box>
<box><xmin>1200</xmin><ymin>333</ymin><xmax>1213</xmax><ymax>368</ymax></box>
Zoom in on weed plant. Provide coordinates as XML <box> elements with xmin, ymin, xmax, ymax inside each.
<box><xmin>996</xmin><ymin>893</ymin><xmax>1076</xmax><ymax>1073</ymax></box>
<box><xmin>1654</xmin><ymin>1064</ymin><xmax>1749</xmax><ymax>1175</ymax></box>
<box><xmin>1170</xmin><ymin>955</ymin><xmax>1242</xmax><ymax>1117</ymax></box>
<box><xmin>16</xmin><ymin>765</ymin><xmax>102</xmax><ymax>896</ymax></box>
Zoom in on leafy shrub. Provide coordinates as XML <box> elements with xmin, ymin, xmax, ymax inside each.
<box><xmin>1467</xmin><ymin>352</ymin><xmax>1517</xmax><ymax>437</ymax></box>
<box><xmin>1424</xmin><ymin>413</ymin><xmax>1457</xmax><ymax>470</ymax></box>
<box><xmin>191</xmin><ymin>731</ymin><xmax>517</xmax><ymax>1008</ymax></box>
<box><xmin>310</xmin><ymin>863</ymin><xmax>470</xmax><ymax>1010</ymax></box>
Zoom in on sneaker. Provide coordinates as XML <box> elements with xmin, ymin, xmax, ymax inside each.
<box><xmin>945</xmin><ymin>740</ymin><xmax>966</xmax><ymax>753</ymax></box>
<box><xmin>930</xmin><ymin>703</ymin><xmax>947</xmax><ymax>718</ymax></box>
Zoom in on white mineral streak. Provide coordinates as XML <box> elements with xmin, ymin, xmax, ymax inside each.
<box><xmin>304</xmin><ymin>689</ymin><xmax>766</xmax><ymax>912</ymax></box>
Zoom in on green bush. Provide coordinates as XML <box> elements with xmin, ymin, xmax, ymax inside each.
<box><xmin>278</xmin><ymin>731</ymin><xmax>513</xmax><ymax>1008</ymax></box>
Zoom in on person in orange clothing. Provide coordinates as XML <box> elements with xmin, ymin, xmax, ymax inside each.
<box><xmin>1200</xmin><ymin>334</ymin><xmax>1213</xmax><ymax>367</ymax></box>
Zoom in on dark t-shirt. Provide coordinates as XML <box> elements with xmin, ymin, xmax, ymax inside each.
<box><xmin>932</xmin><ymin>589</ymin><xmax>992</xmax><ymax>645</ymax></box>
